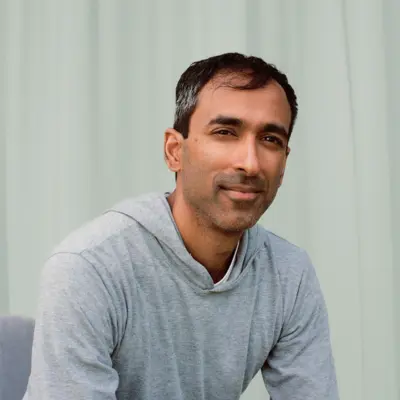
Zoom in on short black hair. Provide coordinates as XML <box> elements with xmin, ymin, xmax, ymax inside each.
<box><xmin>173</xmin><ymin>52</ymin><xmax>298</xmax><ymax>139</ymax></box>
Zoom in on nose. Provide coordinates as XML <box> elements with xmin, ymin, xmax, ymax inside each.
<box><xmin>232</xmin><ymin>136</ymin><xmax>261</xmax><ymax>176</ymax></box>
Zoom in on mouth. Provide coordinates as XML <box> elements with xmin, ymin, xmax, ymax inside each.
<box><xmin>220</xmin><ymin>185</ymin><xmax>262</xmax><ymax>201</ymax></box>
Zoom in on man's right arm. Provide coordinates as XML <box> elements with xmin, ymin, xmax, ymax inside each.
<box><xmin>24</xmin><ymin>252</ymin><xmax>121</xmax><ymax>400</ymax></box>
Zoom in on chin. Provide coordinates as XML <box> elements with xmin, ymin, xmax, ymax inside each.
<box><xmin>214</xmin><ymin>215</ymin><xmax>259</xmax><ymax>233</ymax></box>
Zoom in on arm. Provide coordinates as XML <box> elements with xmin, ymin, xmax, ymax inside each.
<box><xmin>262</xmin><ymin>252</ymin><xmax>339</xmax><ymax>399</ymax></box>
<box><xmin>24</xmin><ymin>252</ymin><xmax>121</xmax><ymax>399</ymax></box>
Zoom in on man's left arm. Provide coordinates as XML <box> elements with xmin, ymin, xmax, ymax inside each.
<box><xmin>262</xmin><ymin>252</ymin><xmax>339</xmax><ymax>399</ymax></box>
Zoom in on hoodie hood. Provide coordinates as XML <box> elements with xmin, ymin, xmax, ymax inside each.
<box><xmin>106</xmin><ymin>192</ymin><xmax>264</xmax><ymax>291</ymax></box>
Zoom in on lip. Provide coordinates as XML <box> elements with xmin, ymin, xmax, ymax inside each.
<box><xmin>220</xmin><ymin>186</ymin><xmax>261</xmax><ymax>201</ymax></box>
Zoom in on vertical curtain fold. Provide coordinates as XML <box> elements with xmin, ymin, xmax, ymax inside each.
<box><xmin>1</xmin><ymin>1</ymin><xmax>398</xmax><ymax>399</ymax></box>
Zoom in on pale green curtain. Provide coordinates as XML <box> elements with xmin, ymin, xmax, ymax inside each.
<box><xmin>1</xmin><ymin>1</ymin><xmax>399</xmax><ymax>399</ymax></box>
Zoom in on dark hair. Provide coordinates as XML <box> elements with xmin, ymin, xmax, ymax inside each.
<box><xmin>173</xmin><ymin>52</ymin><xmax>298</xmax><ymax>139</ymax></box>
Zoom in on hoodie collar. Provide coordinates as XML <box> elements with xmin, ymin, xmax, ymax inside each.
<box><xmin>107</xmin><ymin>192</ymin><xmax>262</xmax><ymax>291</ymax></box>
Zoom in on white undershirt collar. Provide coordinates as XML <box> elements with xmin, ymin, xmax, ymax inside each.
<box><xmin>214</xmin><ymin>241</ymin><xmax>240</xmax><ymax>287</ymax></box>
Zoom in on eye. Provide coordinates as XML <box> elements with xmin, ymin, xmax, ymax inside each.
<box><xmin>262</xmin><ymin>135</ymin><xmax>285</xmax><ymax>148</ymax></box>
<box><xmin>214</xmin><ymin>129</ymin><xmax>236</xmax><ymax>137</ymax></box>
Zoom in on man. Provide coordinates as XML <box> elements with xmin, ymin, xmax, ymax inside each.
<box><xmin>24</xmin><ymin>53</ymin><xmax>339</xmax><ymax>399</ymax></box>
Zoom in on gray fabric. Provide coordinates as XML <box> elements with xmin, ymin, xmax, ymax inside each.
<box><xmin>24</xmin><ymin>192</ymin><xmax>339</xmax><ymax>400</ymax></box>
<box><xmin>0</xmin><ymin>315</ymin><xmax>34</xmax><ymax>400</ymax></box>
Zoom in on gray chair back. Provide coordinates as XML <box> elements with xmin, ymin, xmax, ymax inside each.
<box><xmin>0</xmin><ymin>315</ymin><xmax>35</xmax><ymax>400</ymax></box>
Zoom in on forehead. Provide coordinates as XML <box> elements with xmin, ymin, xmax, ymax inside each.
<box><xmin>192</xmin><ymin>78</ymin><xmax>292</xmax><ymax>130</ymax></box>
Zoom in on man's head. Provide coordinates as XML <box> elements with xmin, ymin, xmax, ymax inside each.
<box><xmin>164</xmin><ymin>52</ymin><xmax>297</xmax><ymax>234</ymax></box>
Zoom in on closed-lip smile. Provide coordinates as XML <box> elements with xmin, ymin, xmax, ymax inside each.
<box><xmin>221</xmin><ymin>184</ymin><xmax>262</xmax><ymax>193</ymax></box>
<box><xmin>220</xmin><ymin>185</ymin><xmax>262</xmax><ymax>201</ymax></box>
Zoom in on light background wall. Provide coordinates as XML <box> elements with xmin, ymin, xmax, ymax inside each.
<box><xmin>1</xmin><ymin>1</ymin><xmax>399</xmax><ymax>399</ymax></box>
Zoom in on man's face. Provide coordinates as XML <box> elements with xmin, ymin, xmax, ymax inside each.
<box><xmin>167</xmin><ymin>77</ymin><xmax>292</xmax><ymax>233</ymax></box>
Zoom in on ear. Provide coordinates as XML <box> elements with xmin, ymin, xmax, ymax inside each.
<box><xmin>164</xmin><ymin>128</ymin><xmax>183</xmax><ymax>173</ymax></box>
<box><xmin>278</xmin><ymin>146</ymin><xmax>291</xmax><ymax>187</ymax></box>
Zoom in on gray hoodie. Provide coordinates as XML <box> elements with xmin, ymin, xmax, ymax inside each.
<box><xmin>24</xmin><ymin>192</ymin><xmax>339</xmax><ymax>400</ymax></box>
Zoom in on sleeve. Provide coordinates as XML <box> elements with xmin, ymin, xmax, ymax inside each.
<box><xmin>23</xmin><ymin>252</ymin><xmax>121</xmax><ymax>400</ymax></box>
<box><xmin>262</xmin><ymin>251</ymin><xmax>339</xmax><ymax>400</ymax></box>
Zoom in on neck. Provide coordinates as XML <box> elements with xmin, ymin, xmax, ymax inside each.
<box><xmin>167</xmin><ymin>191</ymin><xmax>242</xmax><ymax>283</ymax></box>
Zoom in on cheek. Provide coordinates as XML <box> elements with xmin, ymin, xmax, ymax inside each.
<box><xmin>184</xmin><ymin>139</ymin><xmax>224</xmax><ymax>174</ymax></box>
<box><xmin>261</xmin><ymin>155</ymin><xmax>286</xmax><ymax>180</ymax></box>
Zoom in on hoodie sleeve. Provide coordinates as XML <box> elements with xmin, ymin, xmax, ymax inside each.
<box><xmin>23</xmin><ymin>252</ymin><xmax>121</xmax><ymax>400</ymax></box>
<box><xmin>262</xmin><ymin>251</ymin><xmax>339</xmax><ymax>399</ymax></box>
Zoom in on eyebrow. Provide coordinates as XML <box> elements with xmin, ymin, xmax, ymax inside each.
<box><xmin>207</xmin><ymin>114</ymin><xmax>288</xmax><ymax>138</ymax></box>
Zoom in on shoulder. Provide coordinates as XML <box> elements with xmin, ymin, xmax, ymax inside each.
<box><xmin>51</xmin><ymin>211</ymin><xmax>134</xmax><ymax>255</ymax></box>
<box><xmin>39</xmin><ymin>207</ymin><xmax>139</xmax><ymax>316</ymax></box>
<box><xmin>255</xmin><ymin>226</ymin><xmax>327</xmax><ymax>329</ymax></box>
<box><xmin>256</xmin><ymin>225</ymin><xmax>311</xmax><ymax>267</ymax></box>
<box><xmin>255</xmin><ymin>225</ymin><xmax>315</xmax><ymax>286</ymax></box>
<box><xmin>257</xmin><ymin>226</ymin><xmax>303</xmax><ymax>255</ymax></box>
<box><xmin>51</xmin><ymin>192</ymin><xmax>161</xmax><ymax>256</ymax></box>
<box><xmin>44</xmin><ymin>194</ymin><xmax>158</xmax><ymax>283</ymax></box>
